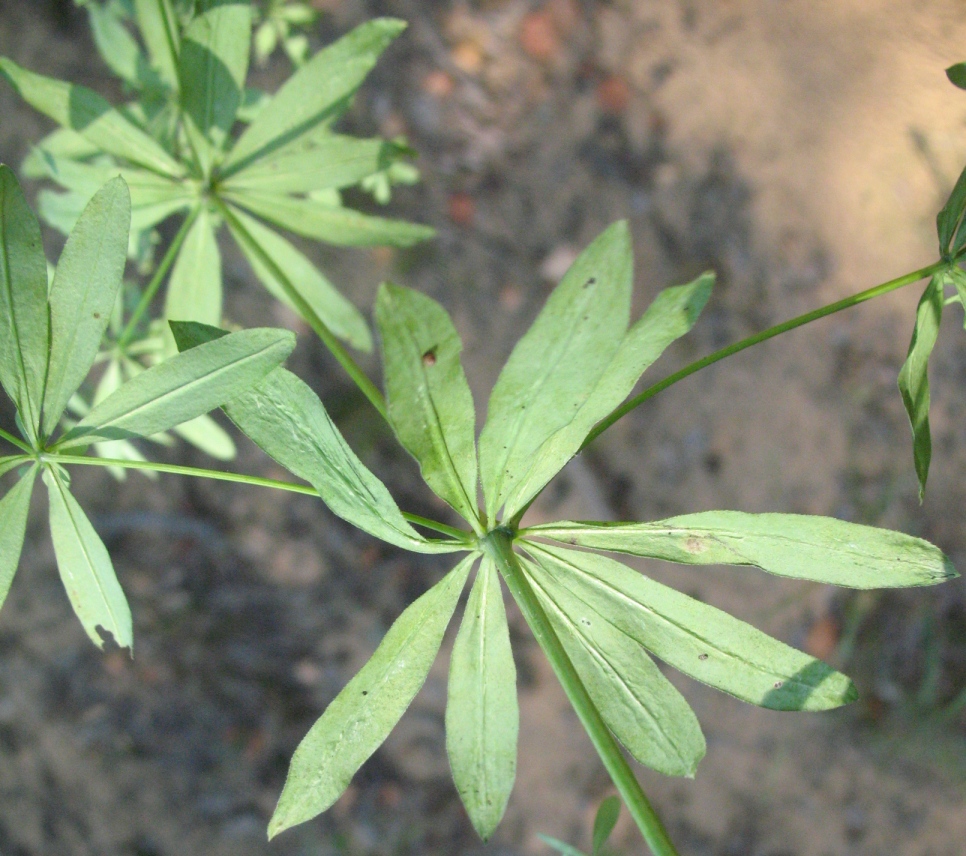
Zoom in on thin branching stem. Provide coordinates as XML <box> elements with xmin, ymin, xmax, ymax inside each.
<box><xmin>117</xmin><ymin>206</ymin><xmax>201</xmax><ymax>350</ymax></box>
<box><xmin>581</xmin><ymin>259</ymin><xmax>948</xmax><ymax>451</ymax></box>
<box><xmin>214</xmin><ymin>199</ymin><xmax>389</xmax><ymax>421</ymax></box>
<box><xmin>483</xmin><ymin>529</ymin><xmax>681</xmax><ymax>856</ymax></box>
<box><xmin>50</xmin><ymin>453</ymin><xmax>472</xmax><ymax>545</ymax></box>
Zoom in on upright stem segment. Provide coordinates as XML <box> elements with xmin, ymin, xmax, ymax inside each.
<box><xmin>215</xmin><ymin>200</ymin><xmax>389</xmax><ymax>421</ymax></box>
<box><xmin>582</xmin><ymin>259</ymin><xmax>948</xmax><ymax>450</ymax></box>
<box><xmin>482</xmin><ymin>529</ymin><xmax>680</xmax><ymax>856</ymax></box>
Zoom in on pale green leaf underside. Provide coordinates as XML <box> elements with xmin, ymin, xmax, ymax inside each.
<box><xmin>592</xmin><ymin>796</ymin><xmax>622</xmax><ymax>856</ymax></box>
<box><xmin>225</xmin><ymin>205</ymin><xmax>371</xmax><ymax>351</ymax></box>
<box><xmin>224</xmin><ymin>366</ymin><xmax>458</xmax><ymax>554</ymax></box>
<box><xmin>376</xmin><ymin>282</ymin><xmax>479</xmax><ymax>524</ymax></box>
<box><xmin>479</xmin><ymin>221</ymin><xmax>633</xmax><ymax>521</ymax></box>
<box><xmin>898</xmin><ymin>274</ymin><xmax>943</xmax><ymax>500</ymax></box>
<box><xmin>504</xmin><ymin>271</ymin><xmax>713</xmax><ymax>519</ymax></box>
<box><xmin>447</xmin><ymin>555</ymin><xmax>517</xmax><ymax>840</ymax></box>
<box><xmin>165</xmin><ymin>205</ymin><xmax>222</xmax><ymax>327</ymax></box>
<box><xmin>171</xmin><ymin>413</ymin><xmax>235</xmax><ymax>461</ymax></box>
<box><xmin>523</xmin><ymin>553</ymin><xmax>705</xmax><ymax>777</ymax></box>
<box><xmin>0</xmin><ymin>166</ymin><xmax>50</xmax><ymax>442</ymax></box>
<box><xmin>524</xmin><ymin>543</ymin><xmax>856</xmax><ymax>711</ymax></box>
<box><xmin>0</xmin><ymin>58</ymin><xmax>183</xmax><ymax>178</ymax></box>
<box><xmin>528</xmin><ymin>511</ymin><xmax>956</xmax><ymax>589</ymax></box>
<box><xmin>0</xmin><ymin>467</ymin><xmax>36</xmax><ymax>613</ymax></box>
<box><xmin>223</xmin><ymin>188</ymin><xmax>435</xmax><ymax>247</ymax></box>
<box><xmin>269</xmin><ymin>555</ymin><xmax>474</xmax><ymax>838</ymax></box>
<box><xmin>44</xmin><ymin>466</ymin><xmax>132</xmax><ymax>650</ymax></box>
<box><xmin>222</xmin><ymin>18</ymin><xmax>406</xmax><ymax>174</ymax></box>
<box><xmin>58</xmin><ymin>328</ymin><xmax>295</xmax><ymax>448</ymax></box>
<box><xmin>43</xmin><ymin>176</ymin><xmax>131</xmax><ymax>437</ymax></box>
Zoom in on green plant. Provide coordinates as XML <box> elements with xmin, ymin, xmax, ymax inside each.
<box><xmin>2</xmin><ymin>6</ymin><xmax>429</xmax><ymax>429</ymax></box>
<box><xmin>2</xmin><ymin>10</ymin><xmax>966</xmax><ymax>856</ymax></box>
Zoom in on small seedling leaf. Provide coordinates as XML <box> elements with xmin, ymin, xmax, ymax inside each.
<box><xmin>43</xmin><ymin>176</ymin><xmax>131</xmax><ymax>437</ymax></box>
<box><xmin>223</xmin><ymin>18</ymin><xmax>407</xmax><ymax>174</ymax></box>
<box><xmin>447</xmin><ymin>556</ymin><xmax>517</xmax><ymax>840</ymax></box>
<box><xmin>592</xmin><ymin>796</ymin><xmax>621</xmax><ymax>856</ymax></box>
<box><xmin>225</xmin><ymin>205</ymin><xmax>371</xmax><ymax>351</ymax></box>
<box><xmin>44</xmin><ymin>465</ymin><xmax>132</xmax><ymax>650</ymax></box>
<box><xmin>0</xmin><ymin>467</ymin><xmax>36</xmax><ymax>614</ymax></box>
<box><xmin>947</xmin><ymin>62</ymin><xmax>966</xmax><ymax>91</ymax></box>
<box><xmin>0</xmin><ymin>166</ymin><xmax>51</xmax><ymax>443</ymax></box>
<box><xmin>86</xmin><ymin>1</ymin><xmax>147</xmax><ymax>88</ymax></box>
<box><xmin>0</xmin><ymin>58</ymin><xmax>183</xmax><ymax>178</ymax></box>
<box><xmin>898</xmin><ymin>273</ymin><xmax>943</xmax><ymax>500</ymax></box>
<box><xmin>171</xmin><ymin>319</ymin><xmax>459</xmax><ymax>553</ymax></box>
<box><xmin>524</xmin><ymin>543</ymin><xmax>856</xmax><ymax>711</ymax></box>
<box><xmin>479</xmin><ymin>222</ymin><xmax>633</xmax><ymax>521</ymax></box>
<box><xmin>376</xmin><ymin>283</ymin><xmax>479</xmax><ymax>524</ymax></box>
<box><xmin>223</xmin><ymin>188</ymin><xmax>435</xmax><ymax>247</ymax></box>
<box><xmin>504</xmin><ymin>272</ymin><xmax>713</xmax><ymax>518</ymax></box>
<box><xmin>58</xmin><ymin>328</ymin><xmax>295</xmax><ymax>448</ymax></box>
<box><xmin>269</xmin><ymin>555</ymin><xmax>473</xmax><ymax>838</ymax></box>
<box><xmin>524</xmin><ymin>554</ymin><xmax>705</xmax><ymax>777</ymax></box>
<box><xmin>528</xmin><ymin>511</ymin><xmax>956</xmax><ymax>589</ymax></box>
<box><xmin>164</xmin><ymin>206</ymin><xmax>222</xmax><ymax>328</ymax></box>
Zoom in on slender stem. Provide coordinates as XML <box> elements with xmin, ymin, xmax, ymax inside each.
<box><xmin>581</xmin><ymin>259</ymin><xmax>947</xmax><ymax>451</ymax></box>
<box><xmin>50</xmin><ymin>454</ymin><xmax>471</xmax><ymax>545</ymax></box>
<box><xmin>0</xmin><ymin>427</ymin><xmax>32</xmax><ymax>454</ymax></box>
<box><xmin>401</xmin><ymin>511</ymin><xmax>473</xmax><ymax>542</ymax></box>
<box><xmin>117</xmin><ymin>207</ymin><xmax>201</xmax><ymax>350</ymax></box>
<box><xmin>214</xmin><ymin>199</ymin><xmax>389</xmax><ymax>421</ymax></box>
<box><xmin>482</xmin><ymin>529</ymin><xmax>680</xmax><ymax>856</ymax></box>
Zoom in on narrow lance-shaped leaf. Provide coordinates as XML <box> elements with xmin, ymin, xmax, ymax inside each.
<box><xmin>223</xmin><ymin>134</ymin><xmax>400</xmax><ymax>195</ymax></box>
<box><xmin>134</xmin><ymin>0</ymin><xmax>181</xmax><ymax>90</ymax></box>
<box><xmin>898</xmin><ymin>273</ymin><xmax>944</xmax><ymax>500</ymax></box>
<box><xmin>524</xmin><ymin>542</ymin><xmax>856</xmax><ymax>711</ymax></box>
<box><xmin>447</xmin><ymin>556</ymin><xmax>517</xmax><ymax>840</ymax></box>
<box><xmin>479</xmin><ymin>221</ymin><xmax>633</xmax><ymax>521</ymax></box>
<box><xmin>376</xmin><ymin>283</ymin><xmax>480</xmax><ymax>524</ymax></box>
<box><xmin>164</xmin><ymin>205</ymin><xmax>222</xmax><ymax>327</ymax></box>
<box><xmin>170</xmin><ymin>321</ymin><xmax>459</xmax><ymax>554</ymax></box>
<box><xmin>179</xmin><ymin>3</ymin><xmax>252</xmax><ymax>162</ymax></box>
<box><xmin>42</xmin><ymin>176</ymin><xmax>131</xmax><ymax>437</ymax></box>
<box><xmin>225</xmin><ymin>205</ymin><xmax>371</xmax><ymax>351</ymax></box>
<box><xmin>0</xmin><ymin>58</ymin><xmax>183</xmax><ymax>178</ymax></box>
<box><xmin>269</xmin><ymin>555</ymin><xmax>474</xmax><ymax>838</ymax></box>
<box><xmin>222</xmin><ymin>18</ymin><xmax>407</xmax><ymax>174</ymax></box>
<box><xmin>0</xmin><ymin>165</ymin><xmax>50</xmax><ymax>443</ymax></box>
<box><xmin>223</xmin><ymin>188</ymin><xmax>435</xmax><ymax>247</ymax></box>
<box><xmin>86</xmin><ymin>1</ymin><xmax>146</xmax><ymax>87</ymax></box>
<box><xmin>0</xmin><ymin>467</ymin><xmax>37</xmax><ymax>614</ymax></box>
<box><xmin>44</xmin><ymin>465</ymin><xmax>132</xmax><ymax>650</ymax></box>
<box><xmin>57</xmin><ymin>328</ymin><xmax>295</xmax><ymax>448</ymax></box>
<box><xmin>523</xmin><ymin>553</ymin><xmax>705</xmax><ymax>777</ymax></box>
<box><xmin>592</xmin><ymin>797</ymin><xmax>622</xmax><ymax>856</ymax></box>
<box><xmin>527</xmin><ymin>511</ymin><xmax>956</xmax><ymax>589</ymax></box>
<box><xmin>504</xmin><ymin>272</ymin><xmax>713</xmax><ymax>519</ymax></box>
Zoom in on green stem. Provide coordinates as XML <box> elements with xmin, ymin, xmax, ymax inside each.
<box><xmin>50</xmin><ymin>454</ymin><xmax>471</xmax><ymax>546</ymax></box>
<box><xmin>117</xmin><ymin>207</ymin><xmax>201</xmax><ymax>350</ymax></box>
<box><xmin>0</xmin><ymin>427</ymin><xmax>32</xmax><ymax>454</ymax></box>
<box><xmin>581</xmin><ymin>259</ymin><xmax>947</xmax><ymax>451</ymax></box>
<box><xmin>482</xmin><ymin>529</ymin><xmax>680</xmax><ymax>856</ymax></box>
<box><xmin>214</xmin><ymin>199</ymin><xmax>389</xmax><ymax>422</ymax></box>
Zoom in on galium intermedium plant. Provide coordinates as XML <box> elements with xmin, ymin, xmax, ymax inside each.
<box><xmin>2</xmin><ymin>11</ymin><xmax>966</xmax><ymax>855</ymax></box>
<box><xmin>2</xmin><ymin>5</ymin><xmax>430</xmax><ymax>426</ymax></box>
